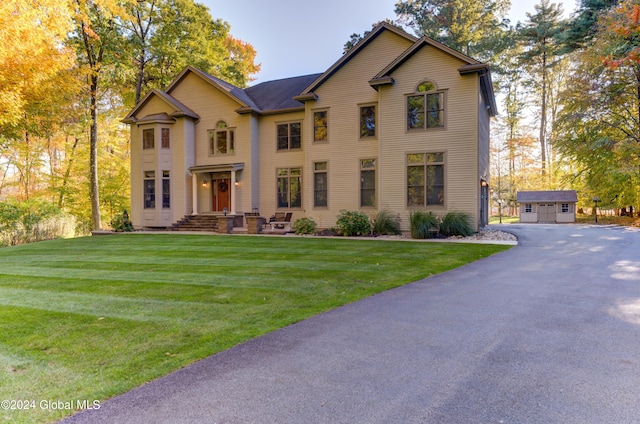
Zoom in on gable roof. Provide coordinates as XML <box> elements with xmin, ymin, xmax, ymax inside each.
<box><xmin>296</xmin><ymin>22</ymin><xmax>418</xmax><ymax>100</ymax></box>
<box><xmin>369</xmin><ymin>36</ymin><xmax>498</xmax><ymax>116</ymax></box>
<box><xmin>517</xmin><ymin>191</ymin><xmax>578</xmax><ymax>203</ymax></box>
<box><xmin>122</xmin><ymin>89</ymin><xmax>200</xmax><ymax>124</ymax></box>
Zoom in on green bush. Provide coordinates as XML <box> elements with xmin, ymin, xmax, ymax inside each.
<box><xmin>0</xmin><ymin>199</ymin><xmax>73</xmax><ymax>246</ymax></box>
<box><xmin>409</xmin><ymin>210</ymin><xmax>439</xmax><ymax>239</ymax></box>
<box><xmin>293</xmin><ymin>217</ymin><xmax>317</xmax><ymax>235</ymax></box>
<box><xmin>335</xmin><ymin>209</ymin><xmax>371</xmax><ymax>236</ymax></box>
<box><xmin>372</xmin><ymin>209</ymin><xmax>401</xmax><ymax>235</ymax></box>
<box><xmin>440</xmin><ymin>211</ymin><xmax>473</xmax><ymax>237</ymax></box>
<box><xmin>111</xmin><ymin>210</ymin><xmax>133</xmax><ymax>232</ymax></box>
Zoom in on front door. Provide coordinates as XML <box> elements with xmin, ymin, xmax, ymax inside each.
<box><xmin>213</xmin><ymin>178</ymin><xmax>231</xmax><ymax>212</ymax></box>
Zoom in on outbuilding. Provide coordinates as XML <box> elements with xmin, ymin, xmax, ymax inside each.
<box><xmin>517</xmin><ymin>190</ymin><xmax>578</xmax><ymax>223</ymax></box>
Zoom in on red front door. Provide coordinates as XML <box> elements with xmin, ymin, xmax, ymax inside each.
<box><xmin>213</xmin><ymin>178</ymin><xmax>231</xmax><ymax>212</ymax></box>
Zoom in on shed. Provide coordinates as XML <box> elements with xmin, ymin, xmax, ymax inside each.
<box><xmin>517</xmin><ymin>190</ymin><xmax>578</xmax><ymax>223</ymax></box>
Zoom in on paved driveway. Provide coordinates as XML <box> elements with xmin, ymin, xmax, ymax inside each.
<box><xmin>62</xmin><ymin>224</ymin><xmax>640</xmax><ymax>423</ymax></box>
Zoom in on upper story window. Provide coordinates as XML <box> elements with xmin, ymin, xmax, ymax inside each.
<box><xmin>277</xmin><ymin>122</ymin><xmax>302</xmax><ymax>150</ymax></box>
<box><xmin>143</xmin><ymin>129</ymin><xmax>154</xmax><ymax>149</ymax></box>
<box><xmin>407</xmin><ymin>81</ymin><xmax>444</xmax><ymax>130</ymax></box>
<box><xmin>360</xmin><ymin>105</ymin><xmax>376</xmax><ymax>138</ymax></box>
<box><xmin>161</xmin><ymin>128</ymin><xmax>170</xmax><ymax>149</ymax></box>
<box><xmin>209</xmin><ymin>120</ymin><xmax>235</xmax><ymax>155</ymax></box>
<box><xmin>313</xmin><ymin>110</ymin><xmax>328</xmax><ymax>142</ymax></box>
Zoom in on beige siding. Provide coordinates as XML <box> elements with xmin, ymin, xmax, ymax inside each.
<box><xmin>377</xmin><ymin>46</ymin><xmax>481</xmax><ymax>231</ymax></box>
<box><xmin>257</xmin><ymin>111</ymin><xmax>305</xmax><ymax>222</ymax></box>
<box><xmin>302</xmin><ymin>30</ymin><xmax>414</xmax><ymax>228</ymax></box>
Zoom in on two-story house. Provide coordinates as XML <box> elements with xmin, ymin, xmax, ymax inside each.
<box><xmin>122</xmin><ymin>22</ymin><xmax>497</xmax><ymax>232</ymax></box>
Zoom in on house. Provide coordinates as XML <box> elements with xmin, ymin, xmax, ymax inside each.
<box><xmin>517</xmin><ymin>190</ymin><xmax>578</xmax><ymax>223</ymax></box>
<box><xmin>122</xmin><ymin>22</ymin><xmax>497</xmax><ymax>233</ymax></box>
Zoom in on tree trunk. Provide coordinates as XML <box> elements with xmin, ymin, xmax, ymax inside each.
<box><xmin>90</xmin><ymin>73</ymin><xmax>101</xmax><ymax>230</ymax></box>
<box><xmin>58</xmin><ymin>136</ymin><xmax>79</xmax><ymax>208</ymax></box>
<box><xmin>540</xmin><ymin>50</ymin><xmax>547</xmax><ymax>176</ymax></box>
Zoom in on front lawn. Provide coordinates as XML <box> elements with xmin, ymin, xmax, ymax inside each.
<box><xmin>0</xmin><ymin>234</ymin><xmax>510</xmax><ymax>423</ymax></box>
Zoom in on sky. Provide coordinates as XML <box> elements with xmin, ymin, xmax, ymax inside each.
<box><xmin>203</xmin><ymin>0</ymin><xmax>579</xmax><ymax>85</ymax></box>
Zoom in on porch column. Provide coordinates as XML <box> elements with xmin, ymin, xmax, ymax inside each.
<box><xmin>230</xmin><ymin>170</ymin><xmax>237</xmax><ymax>215</ymax></box>
<box><xmin>191</xmin><ymin>173</ymin><xmax>198</xmax><ymax>215</ymax></box>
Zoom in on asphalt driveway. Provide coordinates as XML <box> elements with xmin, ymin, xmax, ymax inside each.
<box><xmin>62</xmin><ymin>224</ymin><xmax>640</xmax><ymax>423</ymax></box>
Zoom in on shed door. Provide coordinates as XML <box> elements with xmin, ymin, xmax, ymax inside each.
<box><xmin>539</xmin><ymin>203</ymin><xmax>556</xmax><ymax>223</ymax></box>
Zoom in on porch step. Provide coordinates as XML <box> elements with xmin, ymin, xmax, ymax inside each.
<box><xmin>171</xmin><ymin>215</ymin><xmax>219</xmax><ymax>232</ymax></box>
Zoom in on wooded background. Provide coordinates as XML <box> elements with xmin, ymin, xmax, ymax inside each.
<box><xmin>0</xmin><ymin>0</ymin><xmax>637</xmax><ymax>241</ymax></box>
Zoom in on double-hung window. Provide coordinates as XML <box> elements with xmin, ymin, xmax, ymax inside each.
<box><xmin>407</xmin><ymin>153</ymin><xmax>445</xmax><ymax>206</ymax></box>
<box><xmin>277</xmin><ymin>122</ymin><xmax>301</xmax><ymax>150</ymax></box>
<box><xmin>313</xmin><ymin>110</ymin><xmax>328</xmax><ymax>142</ymax></box>
<box><xmin>209</xmin><ymin>121</ymin><xmax>235</xmax><ymax>155</ymax></box>
<box><xmin>144</xmin><ymin>171</ymin><xmax>155</xmax><ymax>209</ymax></box>
<box><xmin>360</xmin><ymin>105</ymin><xmax>376</xmax><ymax>138</ymax></box>
<box><xmin>277</xmin><ymin>167</ymin><xmax>302</xmax><ymax>208</ymax></box>
<box><xmin>360</xmin><ymin>159</ymin><xmax>376</xmax><ymax>207</ymax></box>
<box><xmin>162</xmin><ymin>170</ymin><xmax>170</xmax><ymax>209</ymax></box>
<box><xmin>407</xmin><ymin>81</ymin><xmax>444</xmax><ymax>130</ymax></box>
<box><xmin>161</xmin><ymin>128</ymin><xmax>170</xmax><ymax>149</ymax></box>
<box><xmin>313</xmin><ymin>162</ymin><xmax>328</xmax><ymax>208</ymax></box>
<box><xmin>143</xmin><ymin>129</ymin><xmax>154</xmax><ymax>149</ymax></box>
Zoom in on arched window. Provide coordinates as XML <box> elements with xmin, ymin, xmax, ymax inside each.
<box><xmin>209</xmin><ymin>120</ymin><xmax>235</xmax><ymax>155</ymax></box>
<box><xmin>407</xmin><ymin>80</ymin><xmax>444</xmax><ymax>130</ymax></box>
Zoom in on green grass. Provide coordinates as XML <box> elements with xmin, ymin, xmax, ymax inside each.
<box><xmin>0</xmin><ymin>234</ymin><xmax>511</xmax><ymax>423</ymax></box>
<box><xmin>489</xmin><ymin>215</ymin><xmax>520</xmax><ymax>224</ymax></box>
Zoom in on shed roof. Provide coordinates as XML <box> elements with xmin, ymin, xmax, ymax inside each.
<box><xmin>517</xmin><ymin>190</ymin><xmax>578</xmax><ymax>203</ymax></box>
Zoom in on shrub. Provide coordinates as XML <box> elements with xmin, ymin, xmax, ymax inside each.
<box><xmin>409</xmin><ymin>210</ymin><xmax>439</xmax><ymax>239</ymax></box>
<box><xmin>0</xmin><ymin>200</ymin><xmax>73</xmax><ymax>246</ymax></box>
<box><xmin>293</xmin><ymin>217</ymin><xmax>317</xmax><ymax>235</ymax></box>
<box><xmin>440</xmin><ymin>211</ymin><xmax>473</xmax><ymax>237</ymax></box>
<box><xmin>335</xmin><ymin>209</ymin><xmax>371</xmax><ymax>236</ymax></box>
<box><xmin>372</xmin><ymin>209</ymin><xmax>401</xmax><ymax>235</ymax></box>
<box><xmin>111</xmin><ymin>210</ymin><xmax>133</xmax><ymax>232</ymax></box>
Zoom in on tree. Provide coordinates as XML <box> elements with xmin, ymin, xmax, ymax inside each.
<box><xmin>394</xmin><ymin>0</ymin><xmax>510</xmax><ymax>59</ymax></box>
<box><xmin>125</xmin><ymin>0</ymin><xmax>260</xmax><ymax>105</ymax></box>
<box><xmin>518</xmin><ymin>0</ymin><xmax>565</xmax><ymax>176</ymax></box>
<box><xmin>560</xmin><ymin>0</ymin><xmax>617</xmax><ymax>53</ymax></box>
<box><xmin>72</xmin><ymin>0</ymin><xmax>132</xmax><ymax>230</ymax></box>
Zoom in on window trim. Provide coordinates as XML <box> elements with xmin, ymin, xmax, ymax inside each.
<box><xmin>313</xmin><ymin>161</ymin><xmax>328</xmax><ymax>209</ymax></box>
<box><xmin>143</xmin><ymin>128</ymin><xmax>155</xmax><ymax>150</ymax></box>
<box><xmin>276</xmin><ymin>167</ymin><xmax>303</xmax><ymax>209</ymax></box>
<box><xmin>161</xmin><ymin>128</ymin><xmax>170</xmax><ymax>149</ymax></box>
<box><xmin>313</xmin><ymin>109</ymin><xmax>329</xmax><ymax>143</ymax></box>
<box><xmin>359</xmin><ymin>103</ymin><xmax>377</xmax><ymax>139</ymax></box>
<box><xmin>143</xmin><ymin>170</ymin><xmax>156</xmax><ymax>209</ymax></box>
<box><xmin>406</xmin><ymin>81</ymin><xmax>447</xmax><ymax>131</ymax></box>
<box><xmin>276</xmin><ymin>121</ymin><xmax>302</xmax><ymax>151</ymax></box>
<box><xmin>359</xmin><ymin>158</ymin><xmax>376</xmax><ymax>208</ymax></box>
<box><xmin>406</xmin><ymin>151</ymin><xmax>446</xmax><ymax>208</ymax></box>
<box><xmin>209</xmin><ymin>121</ymin><xmax>236</xmax><ymax>156</ymax></box>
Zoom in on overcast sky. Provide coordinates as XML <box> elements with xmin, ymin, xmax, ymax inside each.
<box><xmin>203</xmin><ymin>0</ymin><xmax>579</xmax><ymax>84</ymax></box>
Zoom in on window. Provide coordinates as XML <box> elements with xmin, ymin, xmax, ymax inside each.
<box><xmin>313</xmin><ymin>110</ymin><xmax>328</xmax><ymax>142</ymax></box>
<box><xmin>561</xmin><ymin>203</ymin><xmax>569</xmax><ymax>213</ymax></box>
<box><xmin>407</xmin><ymin>153</ymin><xmax>444</xmax><ymax>206</ymax></box>
<box><xmin>407</xmin><ymin>81</ymin><xmax>444</xmax><ymax>130</ymax></box>
<box><xmin>360</xmin><ymin>105</ymin><xmax>376</xmax><ymax>138</ymax></box>
<box><xmin>360</xmin><ymin>159</ymin><xmax>376</xmax><ymax>207</ymax></box>
<box><xmin>161</xmin><ymin>128</ymin><xmax>170</xmax><ymax>149</ymax></box>
<box><xmin>314</xmin><ymin>162</ymin><xmax>328</xmax><ymax>208</ymax></box>
<box><xmin>277</xmin><ymin>122</ymin><xmax>301</xmax><ymax>150</ymax></box>
<box><xmin>162</xmin><ymin>170</ymin><xmax>170</xmax><ymax>209</ymax></box>
<box><xmin>144</xmin><ymin>171</ymin><xmax>155</xmax><ymax>209</ymax></box>
<box><xmin>525</xmin><ymin>204</ymin><xmax>532</xmax><ymax>213</ymax></box>
<box><xmin>277</xmin><ymin>167</ymin><xmax>302</xmax><ymax>208</ymax></box>
<box><xmin>143</xmin><ymin>129</ymin><xmax>154</xmax><ymax>149</ymax></box>
<box><xmin>209</xmin><ymin>121</ymin><xmax>235</xmax><ymax>155</ymax></box>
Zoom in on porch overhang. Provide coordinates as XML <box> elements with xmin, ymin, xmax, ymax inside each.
<box><xmin>188</xmin><ymin>163</ymin><xmax>245</xmax><ymax>174</ymax></box>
